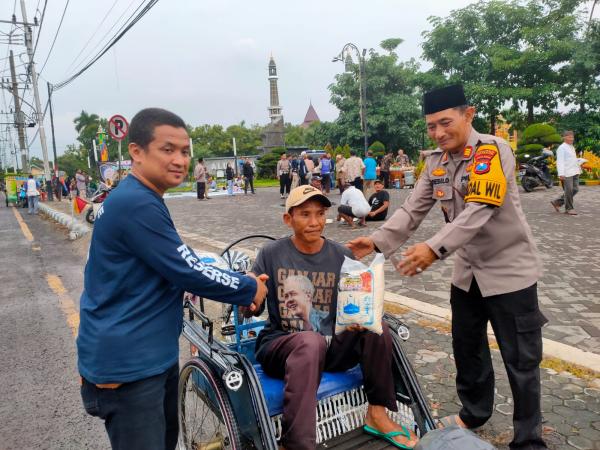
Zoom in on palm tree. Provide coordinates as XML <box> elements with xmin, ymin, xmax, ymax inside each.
<box><xmin>73</xmin><ymin>110</ymin><xmax>100</xmax><ymax>170</ymax></box>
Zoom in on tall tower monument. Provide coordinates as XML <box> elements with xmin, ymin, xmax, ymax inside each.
<box><xmin>268</xmin><ymin>56</ymin><xmax>283</xmax><ymax>123</ymax></box>
<box><xmin>262</xmin><ymin>55</ymin><xmax>285</xmax><ymax>151</ymax></box>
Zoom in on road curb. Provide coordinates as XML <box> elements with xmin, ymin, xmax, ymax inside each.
<box><xmin>384</xmin><ymin>292</ymin><xmax>600</xmax><ymax>373</ymax></box>
<box><xmin>38</xmin><ymin>203</ymin><xmax>90</xmax><ymax>240</ymax></box>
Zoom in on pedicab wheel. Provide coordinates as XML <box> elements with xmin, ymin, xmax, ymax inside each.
<box><xmin>178</xmin><ymin>359</ymin><xmax>242</xmax><ymax>450</ymax></box>
<box><xmin>85</xmin><ymin>208</ymin><xmax>95</xmax><ymax>224</ymax></box>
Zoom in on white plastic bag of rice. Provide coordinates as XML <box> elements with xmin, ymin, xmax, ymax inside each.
<box><xmin>335</xmin><ymin>253</ymin><xmax>385</xmax><ymax>335</ymax></box>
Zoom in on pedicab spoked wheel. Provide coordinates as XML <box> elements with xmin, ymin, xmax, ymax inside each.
<box><xmin>85</xmin><ymin>208</ymin><xmax>95</xmax><ymax>224</ymax></box>
<box><xmin>178</xmin><ymin>359</ymin><xmax>242</xmax><ymax>450</ymax></box>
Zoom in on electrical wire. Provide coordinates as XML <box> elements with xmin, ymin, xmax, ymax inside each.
<box><xmin>53</xmin><ymin>0</ymin><xmax>159</xmax><ymax>91</ymax></box>
<box><xmin>66</xmin><ymin>0</ymin><xmax>141</xmax><ymax>76</ymax></box>
<box><xmin>32</xmin><ymin>0</ymin><xmax>48</xmax><ymax>59</ymax></box>
<box><xmin>64</xmin><ymin>0</ymin><xmax>122</xmax><ymax>74</ymax></box>
<box><xmin>38</xmin><ymin>0</ymin><xmax>71</xmax><ymax>76</ymax></box>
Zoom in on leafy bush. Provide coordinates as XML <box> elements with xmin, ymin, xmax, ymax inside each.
<box><xmin>368</xmin><ymin>141</ymin><xmax>386</xmax><ymax>158</ymax></box>
<box><xmin>517</xmin><ymin>123</ymin><xmax>562</xmax><ymax>160</ymax></box>
<box><xmin>256</xmin><ymin>147</ymin><xmax>286</xmax><ymax>178</ymax></box>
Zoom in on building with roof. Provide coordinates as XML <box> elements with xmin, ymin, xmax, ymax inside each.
<box><xmin>301</xmin><ymin>102</ymin><xmax>320</xmax><ymax>129</ymax></box>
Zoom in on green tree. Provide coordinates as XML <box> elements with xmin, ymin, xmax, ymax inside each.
<box><xmin>422</xmin><ymin>0</ymin><xmax>581</xmax><ymax>127</ymax></box>
<box><xmin>256</xmin><ymin>147</ymin><xmax>286</xmax><ymax>178</ymax></box>
<box><xmin>284</xmin><ymin>123</ymin><xmax>306</xmax><ymax>146</ymax></box>
<box><xmin>329</xmin><ymin>40</ymin><xmax>423</xmax><ymax>152</ymax></box>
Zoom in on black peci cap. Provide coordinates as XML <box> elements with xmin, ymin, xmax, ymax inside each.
<box><xmin>423</xmin><ymin>84</ymin><xmax>468</xmax><ymax>115</ymax></box>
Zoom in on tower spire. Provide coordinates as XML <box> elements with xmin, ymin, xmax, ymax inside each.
<box><xmin>268</xmin><ymin>55</ymin><xmax>283</xmax><ymax>123</ymax></box>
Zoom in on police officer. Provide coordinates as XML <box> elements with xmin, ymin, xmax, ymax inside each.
<box><xmin>348</xmin><ymin>85</ymin><xmax>548</xmax><ymax>449</ymax></box>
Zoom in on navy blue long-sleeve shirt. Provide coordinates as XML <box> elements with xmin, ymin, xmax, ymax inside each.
<box><xmin>77</xmin><ymin>175</ymin><xmax>256</xmax><ymax>384</ymax></box>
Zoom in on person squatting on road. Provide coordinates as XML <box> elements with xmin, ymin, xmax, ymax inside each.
<box><xmin>77</xmin><ymin>108</ymin><xmax>268</xmax><ymax>450</ymax></box>
<box><xmin>244</xmin><ymin>185</ymin><xmax>418</xmax><ymax>450</ymax></box>
<box><xmin>348</xmin><ymin>84</ymin><xmax>548</xmax><ymax>450</ymax></box>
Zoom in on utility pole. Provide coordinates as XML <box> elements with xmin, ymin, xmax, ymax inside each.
<box><xmin>9</xmin><ymin>51</ymin><xmax>28</xmax><ymax>171</ymax></box>
<box><xmin>47</xmin><ymin>83</ymin><xmax>58</xmax><ymax>173</ymax></box>
<box><xmin>20</xmin><ymin>0</ymin><xmax>51</xmax><ymax>185</ymax></box>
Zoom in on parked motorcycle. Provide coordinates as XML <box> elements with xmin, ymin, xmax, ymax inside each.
<box><xmin>85</xmin><ymin>182</ymin><xmax>111</xmax><ymax>224</ymax></box>
<box><xmin>519</xmin><ymin>149</ymin><xmax>554</xmax><ymax>192</ymax></box>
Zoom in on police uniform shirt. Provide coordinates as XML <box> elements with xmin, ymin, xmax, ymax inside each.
<box><xmin>370</xmin><ymin>128</ymin><xmax>542</xmax><ymax>297</ymax></box>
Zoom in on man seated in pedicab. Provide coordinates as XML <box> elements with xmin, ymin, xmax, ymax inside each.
<box><xmin>243</xmin><ymin>185</ymin><xmax>418</xmax><ymax>450</ymax></box>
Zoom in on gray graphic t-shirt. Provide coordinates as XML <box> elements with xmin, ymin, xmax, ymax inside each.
<box><xmin>252</xmin><ymin>237</ymin><xmax>352</xmax><ymax>356</ymax></box>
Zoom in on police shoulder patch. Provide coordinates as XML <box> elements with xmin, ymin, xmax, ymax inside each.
<box><xmin>464</xmin><ymin>143</ymin><xmax>507</xmax><ymax>207</ymax></box>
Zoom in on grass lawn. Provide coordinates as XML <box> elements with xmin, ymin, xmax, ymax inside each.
<box><xmin>166</xmin><ymin>178</ymin><xmax>278</xmax><ymax>193</ymax></box>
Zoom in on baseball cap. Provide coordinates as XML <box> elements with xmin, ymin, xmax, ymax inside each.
<box><xmin>285</xmin><ymin>185</ymin><xmax>331</xmax><ymax>213</ymax></box>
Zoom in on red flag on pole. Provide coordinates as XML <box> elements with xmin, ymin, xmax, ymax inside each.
<box><xmin>73</xmin><ymin>197</ymin><xmax>89</xmax><ymax>214</ymax></box>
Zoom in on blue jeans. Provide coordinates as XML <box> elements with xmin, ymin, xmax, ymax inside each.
<box><xmin>27</xmin><ymin>195</ymin><xmax>39</xmax><ymax>214</ymax></box>
<box><xmin>81</xmin><ymin>364</ymin><xmax>179</xmax><ymax>450</ymax></box>
<box><xmin>227</xmin><ymin>179</ymin><xmax>233</xmax><ymax>195</ymax></box>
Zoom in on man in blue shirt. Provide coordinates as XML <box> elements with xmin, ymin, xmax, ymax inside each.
<box><xmin>363</xmin><ymin>150</ymin><xmax>377</xmax><ymax>197</ymax></box>
<box><xmin>78</xmin><ymin>108</ymin><xmax>268</xmax><ymax>450</ymax></box>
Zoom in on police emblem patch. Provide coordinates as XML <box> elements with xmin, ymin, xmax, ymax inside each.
<box><xmin>473</xmin><ymin>148</ymin><xmax>497</xmax><ymax>175</ymax></box>
<box><xmin>435</xmin><ymin>189</ymin><xmax>445</xmax><ymax>198</ymax></box>
<box><xmin>431</xmin><ymin>167</ymin><xmax>446</xmax><ymax>177</ymax></box>
<box><xmin>463</xmin><ymin>146</ymin><xmax>473</xmax><ymax>159</ymax></box>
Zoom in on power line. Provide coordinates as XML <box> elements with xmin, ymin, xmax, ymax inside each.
<box><xmin>38</xmin><ymin>0</ymin><xmax>70</xmax><ymax>76</ymax></box>
<box><xmin>53</xmin><ymin>0</ymin><xmax>159</xmax><ymax>91</ymax></box>
<box><xmin>32</xmin><ymin>0</ymin><xmax>48</xmax><ymax>58</ymax></box>
<box><xmin>64</xmin><ymin>0</ymin><xmax>121</xmax><ymax>74</ymax></box>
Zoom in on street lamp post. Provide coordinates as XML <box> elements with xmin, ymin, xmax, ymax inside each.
<box><xmin>333</xmin><ymin>43</ymin><xmax>368</xmax><ymax>155</ymax></box>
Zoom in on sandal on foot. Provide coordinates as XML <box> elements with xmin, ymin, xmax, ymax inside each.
<box><xmin>363</xmin><ymin>424</ymin><xmax>416</xmax><ymax>449</ymax></box>
<box><xmin>438</xmin><ymin>414</ymin><xmax>467</xmax><ymax>429</ymax></box>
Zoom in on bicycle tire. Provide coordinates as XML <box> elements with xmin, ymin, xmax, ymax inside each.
<box><xmin>178</xmin><ymin>358</ymin><xmax>243</xmax><ymax>450</ymax></box>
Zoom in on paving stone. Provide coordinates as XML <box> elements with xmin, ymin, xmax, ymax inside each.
<box><xmin>565</xmin><ymin>399</ymin><xmax>588</xmax><ymax>410</ymax></box>
<box><xmin>567</xmin><ymin>435</ymin><xmax>594</xmax><ymax>450</ymax></box>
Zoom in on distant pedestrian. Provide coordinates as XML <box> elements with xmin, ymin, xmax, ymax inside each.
<box><xmin>226</xmin><ymin>162</ymin><xmax>235</xmax><ymax>195</ymax></box>
<box><xmin>290</xmin><ymin>154</ymin><xmax>300</xmax><ymax>190</ymax></box>
<box><xmin>363</xmin><ymin>150</ymin><xmax>377</xmax><ymax>198</ymax></box>
<box><xmin>298</xmin><ymin>152</ymin><xmax>311</xmax><ymax>186</ymax></box>
<box><xmin>551</xmin><ymin>131</ymin><xmax>580</xmax><ymax>215</ymax></box>
<box><xmin>26</xmin><ymin>174</ymin><xmax>40</xmax><ymax>214</ymax></box>
<box><xmin>335</xmin><ymin>154</ymin><xmax>346</xmax><ymax>194</ymax></box>
<box><xmin>276</xmin><ymin>153</ymin><xmax>291</xmax><ymax>198</ymax></box>
<box><xmin>318</xmin><ymin>153</ymin><xmax>332</xmax><ymax>194</ymax></box>
<box><xmin>243</xmin><ymin>158</ymin><xmax>255</xmax><ymax>194</ymax></box>
<box><xmin>380</xmin><ymin>151</ymin><xmax>393</xmax><ymax>188</ymax></box>
<box><xmin>194</xmin><ymin>158</ymin><xmax>209</xmax><ymax>200</ymax></box>
<box><xmin>76</xmin><ymin>169</ymin><xmax>87</xmax><ymax>198</ymax></box>
<box><xmin>396</xmin><ymin>149</ymin><xmax>411</xmax><ymax>167</ymax></box>
<box><xmin>344</xmin><ymin>149</ymin><xmax>365</xmax><ymax>191</ymax></box>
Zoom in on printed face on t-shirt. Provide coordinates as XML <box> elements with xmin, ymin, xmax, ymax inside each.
<box><xmin>276</xmin><ymin>269</ymin><xmax>337</xmax><ymax>333</ymax></box>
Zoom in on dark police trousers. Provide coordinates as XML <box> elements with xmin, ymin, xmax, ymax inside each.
<box><xmin>80</xmin><ymin>363</ymin><xmax>179</xmax><ymax>450</ymax></box>
<box><xmin>451</xmin><ymin>279</ymin><xmax>548</xmax><ymax>449</ymax></box>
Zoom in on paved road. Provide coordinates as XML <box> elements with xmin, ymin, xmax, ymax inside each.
<box><xmin>0</xmin><ymin>203</ymin><xmax>108</xmax><ymax>449</ymax></box>
<box><xmin>162</xmin><ymin>185</ymin><xmax>600</xmax><ymax>353</ymax></box>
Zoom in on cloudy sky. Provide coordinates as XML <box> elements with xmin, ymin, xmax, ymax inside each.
<box><xmin>1</xmin><ymin>0</ymin><xmax>481</xmax><ymax>161</ymax></box>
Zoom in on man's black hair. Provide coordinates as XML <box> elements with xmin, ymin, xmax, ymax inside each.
<box><xmin>198</xmin><ymin>157</ymin><xmax>204</xmax><ymax>163</ymax></box>
<box><xmin>350</xmin><ymin>149</ymin><xmax>357</xmax><ymax>156</ymax></box>
<box><xmin>28</xmin><ymin>174</ymin><xmax>33</xmax><ymax>178</ymax></box>
<box><xmin>129</xmin><ymin>108</ymin><xmax>186</xmax><ymax>149</ymax></box>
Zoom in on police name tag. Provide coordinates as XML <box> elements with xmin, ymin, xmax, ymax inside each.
<box><xmin>464</xmin><ymin>144</ymin><xmax>507</xmax><ymax>207</ymax></box>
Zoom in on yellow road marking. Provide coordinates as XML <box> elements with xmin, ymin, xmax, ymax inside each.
<box><xmin>46</xmin><ymin>274</ymin><xmax>79</xmax><ymax>338</ymax></box>
<box><xmin>12</xmin><ymin>207</ymin><xmax>34</xmax><ymax>242</ymax></box>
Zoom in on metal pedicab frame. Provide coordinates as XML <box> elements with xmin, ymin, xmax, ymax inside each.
<box><xmin>178</xmin><ymin>235</ymin><xmax>436</xmax><ymax>450</ymax></box>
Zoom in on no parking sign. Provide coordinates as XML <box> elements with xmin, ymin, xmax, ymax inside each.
<box><xmin>108</xmin><ymin>114</ymin><xmax>129</xmax><ymax>141</ymax></box>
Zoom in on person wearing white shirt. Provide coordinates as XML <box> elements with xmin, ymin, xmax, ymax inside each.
<box><xmin>337</xmin><ymin>183</ymin><xmax>370</xmax><ymax>228</ymax></box>
<box><xmin>25</xmin><ymin>174</ymin><xmax>40</xmax><ymax>215</ymax></box>
<box><xmin>551</xmin><ymin>131</ymin><xmax>580</xmax><ymax>215</ymax></box>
